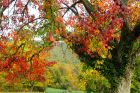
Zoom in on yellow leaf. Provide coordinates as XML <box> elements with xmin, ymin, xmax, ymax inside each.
<box><xmin>101</xmin><ymin>54</ymin><xmax>106</xmax><ymax>58</ymax></box>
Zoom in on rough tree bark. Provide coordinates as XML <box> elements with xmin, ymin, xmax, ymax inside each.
<box><xmin>117</xmin><ymin>68</ymin><xmax>132</xmax><ymax>93</ymax></box>
<box><xmin>111</xmin><ymin>48</ymin><xmax>140</xmax><ymax>93</ymax></box>
<box><xmin>108</xmin><ymin>21</ymin><xmax>140</xmax><ymax>93</ymax></box>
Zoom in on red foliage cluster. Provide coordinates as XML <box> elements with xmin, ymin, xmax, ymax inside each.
<box><xmin>1</xmin><ymin>0</ymin><xmax>44</xmax><ymax>31</ymax></box>
<box><xmin>0</xmin><ymin>34</ymin><xmax>56</xmax><ymax>84</ymax></box>
<box><xmin>58</xmin><ymin>0</ymin><xmax>126</xmax><ymax>58</ymax></box>
<box><xmin>2</xmin><ymin>0</ymin><xmax>9</xmax><ymax>8</ymax></box>
<box><xmin>0</xmin><ymin>52</ymin><xmax>56</xmax><ymax>83</ymax></box>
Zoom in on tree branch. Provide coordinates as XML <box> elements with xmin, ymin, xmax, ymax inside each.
<box><xmin>62</xmin><ymin>1</ymin><xmax>80</xmax><ymax>17</ymax></box>
<box><xmin>80</xmin><ymin>0</ymin><xmax>97</xmax><ymax>15</ymax></box>
<box><xmin>0</xmin><ymin>0</ymin><xmax>15</xmax><ymax>30</ymax></box>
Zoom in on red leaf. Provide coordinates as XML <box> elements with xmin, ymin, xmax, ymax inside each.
<box><xmin>2</xmin><ymin>0</ymin><xmax>9</xmax><ymax>8</ymax></box>
<box><xmin>16</xmin><ymin>0</ymin><xmax>23</xmax><ymax>8</ymax></box>
<box><xmin>6</xmin><ymin>73</ymin><xmax>15</xmax><ymax>83</ymax></box>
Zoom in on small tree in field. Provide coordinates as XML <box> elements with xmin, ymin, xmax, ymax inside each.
<box><xmin>0</xmin><ymin>30</ymin><xmax>56</xmax><ymax>92</ymax></box>
<box><xmin>0</xmin><ymin>0</ymin><xmax>56</xmax><ymax>92</ymax></box>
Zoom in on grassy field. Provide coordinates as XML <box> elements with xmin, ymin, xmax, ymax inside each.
<box><xmin>45</xmin><ymin>88</ymin><xmax>86</xmax><ymax>93</ymax></box>
<box><xmin>0</xmin><ymin>92</ymin><xmax>44</xmax><ymax>93</ymax></box>
<box><xmin>0</xmin><ymin>87</ymin><xmax>96</xmax><ymax>93</ymax></box>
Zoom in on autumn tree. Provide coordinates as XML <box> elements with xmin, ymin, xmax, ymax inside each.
<box><xmin>55</xmin><ymin>0</ymin><xmax>140</xmax><ymax>93</ymax></box>
<box><xmin>0</xmin><ymin>0</ymin><xmax>57</xmax><ymax>92</ymax></box>
<box><xmin>0</xmin><ymin>0</ymin><xmax>140</xmax><ymax>93</ymax></box>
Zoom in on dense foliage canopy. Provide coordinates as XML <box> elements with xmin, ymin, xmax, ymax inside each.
<box><xmin>0</xmin><ymin>0</ymin><xmax>139</xmax><ymax>93</ymax></box>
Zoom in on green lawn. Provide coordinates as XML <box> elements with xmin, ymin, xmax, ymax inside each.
<box><xmin>45</xmin><ymin>88</ymin><xmax>86</xmax><ymax>93</ymax></box>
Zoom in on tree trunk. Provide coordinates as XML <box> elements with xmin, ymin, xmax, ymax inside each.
<box><xmin>30</xmin><ymin>82</ymin><xmax>34</xmax><ymax>93</ymax></box>
<box><xmin>30</xmin><ymin>85</ymin><xmax>34</xmax><ymax>93</ymax></box>
<box><xmin>112</xmin><ymin>39</ymin><xmax>140</xmax><ymax>93</ymax></box>
<box><xmin>112</xmin><ymin>64</ymin><xmax>133</xmax><ymax>93</ymax></box>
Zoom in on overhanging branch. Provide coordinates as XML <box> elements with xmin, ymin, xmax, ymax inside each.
<box><xmin>80</xmin><ymin>0</ymin><xmax>97</xmax><ymax>15</ymax></box>
<box><xmin>61</xmin><ymin>0</ymin><xmax>81</xmax><ymax>17</ymax></box>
